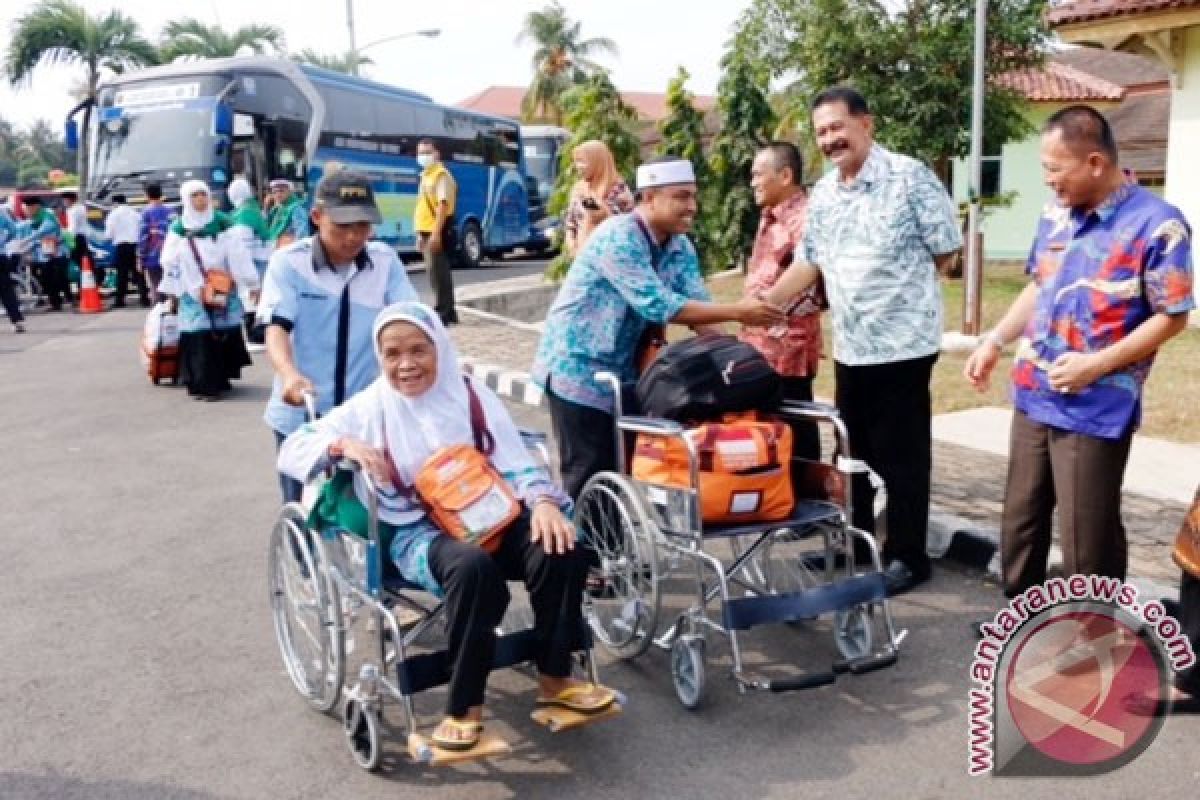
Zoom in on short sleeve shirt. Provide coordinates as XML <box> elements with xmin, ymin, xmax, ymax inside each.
<box><xmin>802</xmin><ymin>143</ymin><xmax>962</xmax><ymax>366</ymax></box>
<box><xmin>531</xmin><ymin>212</ymin><xmax>710</xmax><ymax>412</ymax></box>
<box><xmin>740</xmin><ymin>191</ymin><xmax>822</xmax><ymax>377</ymax></box>
<box><xmin>1013</xmin><ymin>184</ymin><xmax>1194</xmax><ymax>439</ymax></box>
<box><xmin>259</xmin><ymin>237</ymin><xmax>418</xmax><ymax>435</ymax></box>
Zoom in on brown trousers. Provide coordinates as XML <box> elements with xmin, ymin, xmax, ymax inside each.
<box><xmin>1000</xmin><ymin>410</ymin><xmax>1133</xmax><ymax>597</ymax></box>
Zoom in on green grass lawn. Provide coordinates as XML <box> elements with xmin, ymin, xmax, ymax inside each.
<box><xmin>705</xmin><ymin>264</ymin><xmax>1200</xmax><ymax>444</ymax></box>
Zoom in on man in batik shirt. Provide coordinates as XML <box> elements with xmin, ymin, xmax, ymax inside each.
<box><xmin>965</xmin><ymin>105</ymin><xmax>1194</xmax><ymax>597</ymax></box>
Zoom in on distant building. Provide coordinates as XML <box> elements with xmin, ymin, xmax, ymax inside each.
<box><xmin>457</xmin><ymin>85</ymin><xmax>716</xmax><ymax>123</ymax></box>
<box><xmin>951</xmin><ymin>47</ymin><xmax>1170</xmax><ymax>260</ymax></box>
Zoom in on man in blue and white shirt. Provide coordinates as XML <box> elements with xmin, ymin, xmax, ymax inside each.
<box><xmin>766</xmin><ymin>86</ymin><xmax>962</xmax><ymax>595</ymax></box>
<box><xmin>259</xmin><ymin>170</ymin><xmax>417</xmax><ymax>502</ymax></box>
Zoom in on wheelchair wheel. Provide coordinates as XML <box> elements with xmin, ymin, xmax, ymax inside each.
<box><xmin>576</xmin><ymin>472</ymin><xmax>660</xmax><ymax>660</ymax></box>
<box><xmin>671</xmin><ymin>634</ymin><xmax>706</xmax><ymax>710</ymax></box>
<box><xmin>268</xmin><ymin>503</ymin><xmax>344</xmax><ymax>713</ymax></box>
<box><xmin>343</xmin><ymin>697</ymin><xmax>382</xmax><ymax>772</ymax></box>
<box><xmin>833</xmin><ymin>605</ymin><xmax>873</xmax><ymax>661</ymax></box>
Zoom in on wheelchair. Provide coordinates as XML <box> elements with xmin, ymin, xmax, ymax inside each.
<box><xmin>267</xmin><ymin>404</ymin><xmax>615</xmax><ymax>771</ymax></box>
<box><xmin>577</xmin><ymin>372</ymin><xmax>905</xmax><ymax>710</ymax></box>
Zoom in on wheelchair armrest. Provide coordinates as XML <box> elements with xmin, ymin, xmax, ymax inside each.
<box><xmin>777</xmin><ymin>400</ymin><xmax>852</xmax><ymax>458</ymax></box>
<box><xmin>617</xmin><ymin>415</ymin><xmax>686</xmax><ymax>438</ymax></box>
<box><xmin>778</xmin><ymin>400</ymin><xmax>840</xmax><ymax>421</ymax></box>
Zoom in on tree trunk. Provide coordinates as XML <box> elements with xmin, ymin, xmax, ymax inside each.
<box><xmin>79</xmin><ymin>72</ymin><xmax>97</xmax><ymax>200</ymax></box>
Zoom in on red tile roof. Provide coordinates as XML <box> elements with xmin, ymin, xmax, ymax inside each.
<box><xmin>1106</xmin><ymin>91</ymin><xmax>1170</xmax><ymax>174</ymax></box>
<box><xmin>1047</xmin><ymin>0</ymin><xmax>1200</xmax><ymax>26</ymax></box>
<box><xmin>1051</xmin><ymin>46</ymin><xmax>1168</xmax><ymax>89</ymax></box>
<box><xmin>997</xmin><ymin>60</ymin><xmax>1125</xmax><ymax>101</ymax></box>
<box><xmin>456</xmin><ymin>85</ymin><xmax>715</xmax><ymax>122</ymax></box>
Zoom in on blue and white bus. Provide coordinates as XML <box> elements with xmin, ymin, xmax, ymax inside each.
<box><xmin>78</xmin><ymin>56</ymin><xmax>547</xmax><ymax>266</ymax></box>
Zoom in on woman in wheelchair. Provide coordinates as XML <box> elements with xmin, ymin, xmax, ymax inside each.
<box><xmin>278</xmin><ymin>302</ymin><xmax>616</xmax><ymax>751</ymax></box>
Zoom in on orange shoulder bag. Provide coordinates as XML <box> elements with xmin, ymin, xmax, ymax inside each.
<box><xmin>186</xmin><ymin>236</ymin><xmax>234</xmax><ymax>311</ymax></box>
<box><xmin>388</xmin><ymin>378</ymin><xmax>521</xmax><ymax>553</ymax></box>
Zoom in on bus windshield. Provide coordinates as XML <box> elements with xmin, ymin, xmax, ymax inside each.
<box><xmin>523</xmin><ymin>136</ymin><xmax>558</xmax><ymax>198</ymax></box>
<box><xmin>92</xmin><ymin>107</ymin><xmax>218</xmax><ymax>180</ymax></box>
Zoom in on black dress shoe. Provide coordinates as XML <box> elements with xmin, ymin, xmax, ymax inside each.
<box><xmin>883</xmin><ymin>560</ymin><xmax>928</xmax><ymax>596</ymax></box>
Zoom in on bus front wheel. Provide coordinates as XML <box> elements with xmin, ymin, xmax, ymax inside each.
<box><xmin>456</xmin><ymin>221</ymin><xmax>485</xmax><ymax>269</ymax></box>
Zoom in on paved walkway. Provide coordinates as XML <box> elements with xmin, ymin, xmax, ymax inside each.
<box><xmin>449</xmin><ymin>307</ymin><xmax>1193</xmax><ymax>588</ymax></box>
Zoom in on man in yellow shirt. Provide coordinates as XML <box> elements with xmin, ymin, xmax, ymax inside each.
<box><xmin>414</xmin><ymin>138</ymin><xmax>459</xmax><ymax>325</ymax></box>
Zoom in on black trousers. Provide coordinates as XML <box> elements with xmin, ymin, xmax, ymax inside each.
<box><xmin>0</xmin><ymin>255</ymin><xmax>23</xmax><ymax>325</ymax></box>
<box><xmin>70</xmin><ymin>234</ymin><xmax>102</xmax><ymax>289</ymax></box>
<box><xmin>428</xmin><ymin>516</ymin><xmax>587</xmax><ymax>717</ymax></box>
<box><xmin>780</xmin><ymin>375</ymin><xmax>821</xmax><ymax>463</ymax></box>
<box><xmin>834</xmin><ymin>354</ymin><xmax>937</xmax><ymax>578</ymax></box>
<box><xmin>419</xmin><ymin>232</ymin><xmax>457</xmax><ymax>325</ymax></box>
<box><xmin>113</xmin><ymin>242</ymin><xmax>147</xmax><ymax>306</ymax></box>
<box><xmin>36</xmin><ymin>256</ymin><xmax>72</xmax><ymax>310</ymax></box>
<box><xmin>1177</xmin><ymin>570</ymin><xmax>1200</xmax><ymax>696</ymax></box>
<box><xmin>546</xmin><ymin>386</ymin><xmax>620</xmax><ymax>501</ymax></box>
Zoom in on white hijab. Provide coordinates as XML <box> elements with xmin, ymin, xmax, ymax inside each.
<box><xmin>180</xmin><ymin>179</ymin><xmax>214</xmax><ymax>231</ymax></box>
<box><xmin>227</xmin><ymin>177</ymin><xmax>254</xmax><ymax>207</ymax></box>
<box><xmin>370</xmin><ymin>302</ymin><xmax>475</xmax><ymax>488</ymax></box>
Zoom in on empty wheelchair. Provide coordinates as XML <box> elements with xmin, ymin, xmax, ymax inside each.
<box><xmin>577</xmin><ymin>371</ymin><xmax>904</xmax><ymax>709</ymax></box>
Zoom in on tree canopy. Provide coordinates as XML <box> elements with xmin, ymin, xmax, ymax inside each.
<box><xmin>159</xmin><ymin>18</ymin><xmax>285</xmax><ymax>61</ymax></box>
<box><xmin>4</xmin><ymin>0</ymin><xmax>158</xmax><ymax>190</ymax></box>
<box><xmin>516</xmin><ymin>1</ymin><xmax>618</xmax><ymax>124</ymax></box>
<box><xmin>738</xmin><ymin>0</ymin><xmax>1048</xmax><ymax>181</ymax></box>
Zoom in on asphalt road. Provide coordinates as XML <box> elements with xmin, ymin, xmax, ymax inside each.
<box><xmin>1</xmin><ymin>306</ymin><xmax>1197</xmax><ymax>800</ymax></box>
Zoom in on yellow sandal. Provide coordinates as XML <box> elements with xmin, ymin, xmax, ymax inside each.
<box><xmin>535</xmin><ymin>683</ymin><xmax>616</xmax><ymax>715</ymax></box>
<box><xmin>430</xmin><ymin>717</ymin><xmax>483</xmax><ymax>751</ymax></box>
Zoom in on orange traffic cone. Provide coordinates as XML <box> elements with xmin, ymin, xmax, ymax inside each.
<box><xmin>78</xmin><ymin>255</ymin><xmax>104</xmax><ymax>314</ymax></box>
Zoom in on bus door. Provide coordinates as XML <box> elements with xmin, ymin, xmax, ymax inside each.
<box><xmin>231</xmin><ymin>112</ymin><xmax>267</xmax><ymax>200</ymax></box>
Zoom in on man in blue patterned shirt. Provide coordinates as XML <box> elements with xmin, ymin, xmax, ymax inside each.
<box><xmin>965</xmin><ymin>106</ymin><xmax>1193</xmax><ymax>600</ymax></box>
<box><xmin>532</xmin><ymin>158</ymin><xmax>785</xmax><ymax>499</ymax></box>
<box><xmin>766</xmin><ymin>86</ymin><xmax>962</xmax><ymax>595</ymax></box>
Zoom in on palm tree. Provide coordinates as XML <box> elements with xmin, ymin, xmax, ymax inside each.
<box><xmin>515</xmin><ymin>1</ymin><xmax>617</xmax><ymax>124</ymax></box>
<box><xmin>159</xmin><ymin>18</ymin><xmax>285</xmax><ymax>62</ymax></box>
<box><xmin>5</xmin><ymin>0</ymin><xmax>158</xmax><ymax>193</ymax></box>
<box><xmin>291</xmin><ymin>49</ymin><xmax>373</xmax><ymax>75</ymax></box>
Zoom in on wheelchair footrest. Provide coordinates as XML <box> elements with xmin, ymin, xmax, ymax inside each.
<box><xmin>767</xmin><ymin>673</ymin><xmax>837</xmax><ymax>692</ymax></box>
<box><xmin>722</xmin><ymin>571</ymin><xmax>888</xmax><ymax>631</ymax></box>
<box><xmin>531</xmin><ymin>700</ymin><xmax>624</xmax><ymax>732</ymax></box>
<box><xmin>833</xmin><ymin>651</ymin><xmax>898</xmax><ymax>676</ymax></box>
<box><xmin>407</xmin><ymin>732</ymin><xmax>511</xmax><ymax>765</ymax></box>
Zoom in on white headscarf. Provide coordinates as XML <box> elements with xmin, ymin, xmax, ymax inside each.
<box><xmin>369</xmin><ymin>302</ymin><xmax>474</xmax><ymax>487</ymax></box>
<box><xmin>180</xmin><ymin>179</ymin><xmax>214</xmax><ymax>231</ymax></box>
<box><xmin>227</xmin><ymin>177</ymin><xmax>254</xmax><ymax>207</ymax></box>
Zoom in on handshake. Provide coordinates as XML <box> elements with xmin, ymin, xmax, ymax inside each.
<box><xmin>737</xmin><ymin>295</ymin><xmax>788</xmax><ymax>328</ymax></box>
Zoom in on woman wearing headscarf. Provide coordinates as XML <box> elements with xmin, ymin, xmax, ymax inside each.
<box><xmin>158</xmin><ymin>180</ymin><xmax>259</xmax><ymax>401</ymax></box>
<box><xmin>278</xmin><ymin>301</ymin><xmax>616</xmax><ymax>751</ymax></box>
<box><xmin>227</xmin><ymin>177</ymin><xmax>270</xmax><ymax>350</ymax></box>
<box><xmin>563</xmin><ymin>140</ymin><xmax>634</xmax><ymax>257</ymax></box>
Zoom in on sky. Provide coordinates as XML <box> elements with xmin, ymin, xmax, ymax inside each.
<box><xmin>0</xmin><ymin>0</ymin><xmax>752</xmax><ymax>131</ymax></box>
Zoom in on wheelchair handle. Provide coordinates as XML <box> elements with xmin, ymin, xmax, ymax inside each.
<box><xmin>616</xmin><ymin>415</ymin><xmax>685</xmax><ymax>438</ymax></box>
<box><xmin>302</xmin><ymin>391</ymin><xmax>318</xmax><ymax>423</ymax></box>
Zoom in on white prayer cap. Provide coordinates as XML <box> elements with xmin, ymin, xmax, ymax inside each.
<box><xmin>636</xmin><ymin>159</ymin><xmax>696</xmax><ymax>190</ymax></box>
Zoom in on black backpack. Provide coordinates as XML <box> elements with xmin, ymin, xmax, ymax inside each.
<box><xmin>636</xmin><ymin>333</ymin><xmax>781</xmax><ymax>422</ymax></box>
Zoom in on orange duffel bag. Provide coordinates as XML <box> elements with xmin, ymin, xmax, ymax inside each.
<box><xmin>632</xmin><ymin>412</ymin><xmax>794</xmax><ymax>526</ymax></box>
